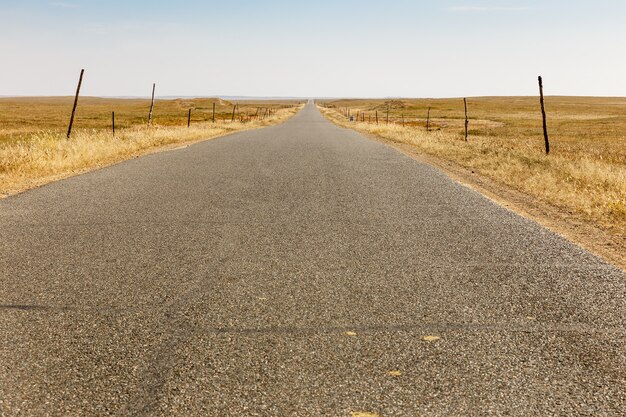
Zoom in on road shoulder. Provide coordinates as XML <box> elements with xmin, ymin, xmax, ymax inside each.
<box><xmin>323</xmin><ymin>114</ymin><xmax>625</xmax><ymax>271</ymax></box>
<box><xmin>0</xmin><ymin>107</ymin><xmax>302</xmax><ymax>200</ymax></box>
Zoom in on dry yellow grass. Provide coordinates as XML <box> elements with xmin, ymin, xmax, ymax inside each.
<box><xmin>0</xmin><ymin>97</ymin><xmax>301</xmax><ymax>144</ymax></box>
<box><xmin>319</xmin><ymin>98</ymin><xmax>626</xmax><ymax>236</ymax></box>
<box><xmin>0</xmin><ymin>97</ymin><xmax>301</xmax><ymax>197</ymax></box>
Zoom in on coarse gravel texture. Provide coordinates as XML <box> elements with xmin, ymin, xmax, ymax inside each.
<box><xmin>1</xmin><ymin>102</ymin><xmax>624</xmax><ymax>416</ymax></box>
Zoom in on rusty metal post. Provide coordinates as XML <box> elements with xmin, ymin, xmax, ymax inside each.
<box><xmin>148</xmin><ymin>83</ymin><xmax>156</xmax><ymax>127</ymax></box>
<box><xmin>464</xmin><ymin>98</ymin><xmax>469</xmax><ymax>142</ymax></box>
<box><xmin>66</xmin><ymin>69</ymin><xmax>84</xmax><ymax>139</ymax></box>
<box><xmin>539</xmin><ymin>76</ymin><xmax>550</xmax><ymax>155</ymax></box>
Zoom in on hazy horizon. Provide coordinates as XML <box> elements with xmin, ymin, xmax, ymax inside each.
<box><xmin>2</xmin><ymin>0</ymin><xmax>625</xmax><ymax>98</ymax></box>
<box><xmin>3</xmin><ymin>94</ymin><xmax>626</xmax><ymax>100</ymax></box>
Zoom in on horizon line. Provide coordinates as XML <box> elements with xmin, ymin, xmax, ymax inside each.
<box><xmin>2</xmin><ymin>94</ymin><xmax>626</xmax><ymax>100</ymax></box>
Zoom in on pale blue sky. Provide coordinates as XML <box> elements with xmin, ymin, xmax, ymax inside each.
<box><xmin>1</xmin><ymin>0</ymin><xmax>625</xmax><ymax>97</ymax></box>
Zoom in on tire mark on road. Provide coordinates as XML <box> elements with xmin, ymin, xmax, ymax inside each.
<box><xmin>119</xmin><ymin>226</ymin><xmax>242</xmax><ymax>417</ymax></box>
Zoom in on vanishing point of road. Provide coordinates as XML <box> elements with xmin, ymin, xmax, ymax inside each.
<box><xmin>1</xmin><ymin>103</ymin><xmax>624</xmax><ymax>416</ymax></box>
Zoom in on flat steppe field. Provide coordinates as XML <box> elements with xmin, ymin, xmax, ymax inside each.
<box><xmin>0</xmin><ymin>97</ymin><xmax>301</xmax><ymax>196</ymax></box>
<box><xmin>320</xmin><ymin>97</ymin><xmax>625</xmax><ymax>266</ymax></box>
<box><xmin>0</xmin><ymin>97</ymin><xmax>300</xmax><ymax>144</ymax></box>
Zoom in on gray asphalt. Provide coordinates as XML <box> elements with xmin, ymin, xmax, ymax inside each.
<box><xmin>1</xmin><ymin>102</ymin><xmax>624</xmax><ymax>416</ymax></box>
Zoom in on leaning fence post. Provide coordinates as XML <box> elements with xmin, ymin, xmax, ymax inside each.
<box><xmin>187</xmin><ymin>108</ymin><xmax>192</xmax><ymax>128</ymax></box>
<box><xmin>464</xmin><ymin>98</ymin><xmax>469</xmax><ymax>142</ymax></box>
<box><xmin>538</xmin><ymin>76</ymin><xmax>550</xmax><ymax>155</ymax></box>
<box><xmin>66</xmin><ymin>68</ymin><xmax>84</xmax><ymax>139</ymax></box>
<box><xmin>231</xmin><ymin>104</ymin><xmax>236</xmax><ymax>123</ymax></box>
<box><xmin>148</xmin><ymin>83</ymin><xmax>156</xmax><ymax>127</ymax></box>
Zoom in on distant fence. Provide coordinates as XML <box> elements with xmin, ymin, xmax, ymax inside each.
<box><xmin>63</xmin><ymin>69</ymin><xmax>302</xmax><ymax>139</ymax></box>
<box><xmin>318</xmin><ymin>76</ymin><xmax>551</xmax><ymax>155</ymax></box>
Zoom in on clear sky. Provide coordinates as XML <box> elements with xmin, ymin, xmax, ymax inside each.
<box><xmin>1</xmin><ymin>0</ymin><xmax>625</xmax><ymax>98</ymax></box>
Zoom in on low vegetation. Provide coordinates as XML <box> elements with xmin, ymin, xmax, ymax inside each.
<box><xmin>319</xmin><ymin>97</ymin><xmax>626</xmax><ymax>235</ymax></box>
<box><xmin>0</xmin><ymin>97</ymin><xmax>301</xmax><ymax>196</ymax></box>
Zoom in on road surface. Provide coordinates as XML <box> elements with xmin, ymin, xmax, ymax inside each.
<box><xmin>1</xmin><ymin>102</ymin><xmax>624</xmax><ymax>416</ymax></box>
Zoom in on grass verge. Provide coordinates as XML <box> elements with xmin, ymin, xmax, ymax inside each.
<box><xmin>0</xmin><ymin>105</ymin><xmax>300</xmax><ymax>197</ymax></box>
<box><xmin>319</xmin><ymin>104</ymin><xmax>625</xmax><ymax>269</ymax></box>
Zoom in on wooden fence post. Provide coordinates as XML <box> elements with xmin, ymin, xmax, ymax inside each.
<box><xmin>112</xmin><ymin>111</ymin><xmax>115</xmax><ymax>137</ymax></box>
<box><xmin>464</xmin><ymin>98</ymin><xmax>469</xmax><ymax>142</ymax></box>
<box><xmin>386</xmin><ymin>105</ymin><xmax>390</xmax><ymax>124</ymax></box>
<box><xmin>538</xmin><ymin>76</ymin><xmax>550</xmax><ymax>155</ymax></box>
<box><xmin>376</xmin><ymin>110</ymin><xmax>379</xmax><ymax>124</ymax></box>
<box><xmin>66</xmin><ymin>68</ymin><xmax>84</xmax><ymax>139</ymax></box>
<box><xmin>231</xmin><ymin>104</ymin><xmax>236</xmax><ymax>123</ymax></box>
<box><xmin>148</xmin><ymin>83</ymin><xmax>156</xmax><ymax>127</ymax></box>
<box><xmin>187</xmin><ymin>108</ymin><xmax>192</xmax><ymax>128</ymax></box>
<box><xmin>426</xmin><ymin>106</ymin><xmax>431</xmax><ymax>132</ymax></box>
<box><xmin>402</xmin><ymin>114</ymin><xmax>405</xmax><ymax>127</ymax></box>
<box><xmin>212</xmin><ymin>102</ymin><xmax>216</xmax><ymax>123</ymax></box>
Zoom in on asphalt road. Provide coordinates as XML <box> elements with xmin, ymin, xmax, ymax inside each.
<box><xmin>1</xmin><ymin>102</ymin><xmax>624</xmax><ymax>416</ymax></box>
